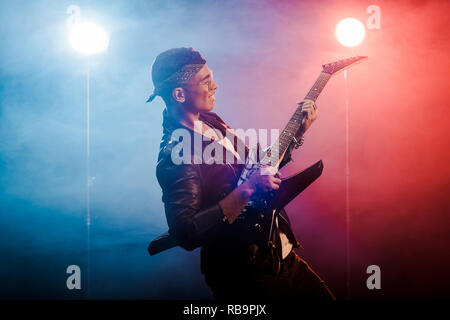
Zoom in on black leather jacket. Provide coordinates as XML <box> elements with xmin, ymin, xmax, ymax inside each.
<box><xmin>156</xmin><ymin>110</ymin><xmax>301</xmax><ymax>277</ymax></box>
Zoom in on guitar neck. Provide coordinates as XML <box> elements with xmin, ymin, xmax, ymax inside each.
<box><xmin>304</xmin><ymin>72</ymin><xmax>332</xmax><ymax>102</ymax></box>
<box><xmin>262</xmin><ymin>72</ymin><xmax>332</xmax><ymax>167</ymax></box>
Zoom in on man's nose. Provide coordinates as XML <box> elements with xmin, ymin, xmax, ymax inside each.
<box><xmin>211</xmin><ymin>80</ymin><xmax>218</xmax><ymax>91</ymax></box>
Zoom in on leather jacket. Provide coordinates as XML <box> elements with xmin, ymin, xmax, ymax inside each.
<box><xmin>156</xmin><ymin>109</ymin><xmax>301</xmax><ymax>277</ymax></box>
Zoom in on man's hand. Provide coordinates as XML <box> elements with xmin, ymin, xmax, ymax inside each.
<box><xmin>219</xmin><ymin>167</ymin><xmax>281</xmax><ymax>224</ymax></box>
<box><xmin>247</xmin><ymin>167</ymin><xmax>282</xmax><ymax>193</ymax></box>
<box><xmin>298</xmin><ymin>99</ymin><xmax>318</xmax><ymax>134</ymax></box>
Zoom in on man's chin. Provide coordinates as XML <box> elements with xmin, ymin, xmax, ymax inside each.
<box><xmin>196</xmin><ymin>101</ymin><xmax>214</xmax><ymax>113</ymax></box>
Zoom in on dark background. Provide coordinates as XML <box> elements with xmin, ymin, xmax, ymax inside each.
<box><xmin>0</xmin><ymin>0</ymin><xmax>449</xmax><ymax>299</ymax></box>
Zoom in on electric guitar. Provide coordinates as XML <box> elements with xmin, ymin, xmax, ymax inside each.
<box><xmin>148</xmin><ymin>56</ymin><xmax>368</xmax><ymax>255</ymax></box>
<box><xmin>238</xmin><ymin>56</ymin><xmax>368</xmax><ymax>213</ymax></box>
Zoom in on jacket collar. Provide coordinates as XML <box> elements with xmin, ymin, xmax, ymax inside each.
<box><xmin>161</xmin><ymin>108</ymin><xmax>249</xmax><ymax>164</ymax></box>
<box><xmin>162</xmin><ymin>108</ymin><xmax>227</xmax><ymax>137</ymax></box>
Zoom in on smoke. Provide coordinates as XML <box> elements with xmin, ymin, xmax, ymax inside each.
<box><xmin>0</xmin><ymin>0</ymin><xmax>449</xmax><ymax>299</ymax></box>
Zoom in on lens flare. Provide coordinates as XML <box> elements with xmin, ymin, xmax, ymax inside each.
<box><xmin>69</xmin><ymin>22</ymin><xmax>109</xmax><ymax>54</ymax></box>
<box><xmin>335</xmin><ymin>18</ymin><xmax>365</xmax><ymax>47</ymax></box>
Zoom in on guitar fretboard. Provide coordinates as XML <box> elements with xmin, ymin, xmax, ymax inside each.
<box><xmin>262</xmin><ymin>72</ymin><xmax>332</xmax><ymax>167</ymax></box>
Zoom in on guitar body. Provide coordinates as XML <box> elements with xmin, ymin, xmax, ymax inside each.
<box><xmin>238</xmin><ymin>142</ymin><xmax>324</xmax><ymax>215</ymax></box>
<box><xmin>268</xmin><ymin>159</ymin><xmax>323</xmax><ymax>210</ymax></box>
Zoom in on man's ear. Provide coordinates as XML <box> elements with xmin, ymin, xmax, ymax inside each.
<box><xmin>172</xmin><ymin>87</ymin><xmax>186</xmax><ymax>103</ymax></box>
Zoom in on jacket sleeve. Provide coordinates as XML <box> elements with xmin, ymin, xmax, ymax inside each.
<box><xmin>156</xmin><ymin>159</ymin><xmax>226</xmax><ymax>251</ymax></box>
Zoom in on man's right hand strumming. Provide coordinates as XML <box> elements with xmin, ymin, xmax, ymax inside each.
<box><xmin>219</xmin><ymin>167</ymin><xmax>281</xmax><ymax>224</ymax></box>
<box><xmin>247</xmin><ymin>167</ymin><xmax>282</xmax><ymax>193</ymax></box>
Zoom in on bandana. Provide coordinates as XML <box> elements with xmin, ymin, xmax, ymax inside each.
<box><xmin>146</xmin><ymin>48</ymin><xmax>206</xmax><ymax>103</ymax></box>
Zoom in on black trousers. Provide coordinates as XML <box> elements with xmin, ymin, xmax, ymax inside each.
<box><xmin>204</xmin><ymin>250</ymin><xmax>336</xmax><ymax>301</ymax></box>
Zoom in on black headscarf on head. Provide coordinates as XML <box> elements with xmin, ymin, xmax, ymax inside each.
<box><xmin>146</xmin><ymin>47</ymin><xmax>206</xmax><ymax>103</ymax></box>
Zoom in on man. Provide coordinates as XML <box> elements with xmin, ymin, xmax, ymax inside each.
<box><xmin>147</xmin><ymin>47</ymin><xmax>335</xmax><ymax>300</ymax></box>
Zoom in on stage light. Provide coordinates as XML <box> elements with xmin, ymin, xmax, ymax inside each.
<box><xmin>335</xmin><ymin>18</ymin><xmax>366</xmax><ymax>297</ymax></box>
<box><xmin>335</xmin><ymin>18</ymin><xmax>365</xmax><ymax>47</ymax></box>
<box><xmin>69</xmin><ymin>22</ymin><xmax>109</xmax><ymax>54</ymax></box>
<box><xmin>68</xmin><ymin>19</ymin><xmax>110</xmax><ymax>291</ymax></box>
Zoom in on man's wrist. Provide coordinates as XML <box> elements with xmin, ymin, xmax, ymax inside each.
<box><xmin>298</xmin><ymin>125</ymin><xmax>306</xmax><ymax>136</ymax></box>
<box><xmin>218</xmin><ymin>201</ymin><xmax>230</xmax><ymax>223</ymax></box>
<box><xmin>242</xmin><ymin>180</ymin><xmax>256</xmax><ymax>198</ymax></box>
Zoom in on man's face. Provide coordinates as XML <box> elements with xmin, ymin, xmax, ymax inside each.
<box><xmin>182</xmin><ymin>64</ymin><xmax>218</xmax><ymax>113</ymax></box>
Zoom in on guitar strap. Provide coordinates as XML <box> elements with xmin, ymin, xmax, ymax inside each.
<box><xmin>267</xmin><ymin>210</ymin><xmax>283</xmax><ymax>274</ymax></box>
<box><xmin>273</xmin><ymin>217</ymin><xmax>283</xmax><ymax>268</ymax></box>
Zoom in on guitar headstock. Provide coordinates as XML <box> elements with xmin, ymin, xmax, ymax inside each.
<box><xmin>322</xmin><ymin>56</ymin><xmax>368</xmax><ymax>75</ymax></box>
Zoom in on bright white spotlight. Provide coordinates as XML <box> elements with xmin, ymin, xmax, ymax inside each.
<box><xmin>335</xmin><ymin>18</ymin><xmax>365</xmax><ymax>47</ymax></box>
<box><xmin>69</xmin><ymin>22</ymin><xmax>109</xmax><ymax>54</ymax></box>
